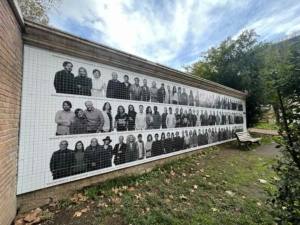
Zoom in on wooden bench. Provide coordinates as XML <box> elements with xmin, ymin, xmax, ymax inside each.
<box><xmin>234</xmin><ymin>131</ymin><xmax>262</xmax><ymax>150</ymax></box>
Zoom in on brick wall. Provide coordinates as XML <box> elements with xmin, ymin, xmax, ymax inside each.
<box><xmin>17</xmin><ymin>146</ymin><xmax>214</xmax><ymax>213</ymax></box>
<box><xmin>0</xmin><ymin>0</ymin><xmax>23</xmax><ymax>224</ymax></box>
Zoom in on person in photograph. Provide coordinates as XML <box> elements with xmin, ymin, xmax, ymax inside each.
<box><xmin>70</xmin><ymin>108</ymin><xmax>88</xmax><ymax>135</ymax></box>
<box><xmin>181</xmin><ymin>110</ymin><xmax>189</xmax><ymax>127</ymax></box>
<box><xmin>197</xmin><ymin>129</ymin><xmax>205</xmax><ymax>146</ymax></box>
<box><xmin>115</xmin><ymin>105</ymin><xmax>128</xmax><ymax>131</ymax></box>
<box><xmin>226</xmin><ymin>127</ymin><xmax>231</xmax><ymax>140</ymax></box>
<box><xmin>203</xmin><ymin>110</ymin><xmax>209</xmax><ymax>126</ymax></box>
<box><xmin>196</xmin><ymin>110</ymin><xmax>201</xmax><ymax>127</ymax></box>
<box><xmin>161</xmin><ymin>107</ymin><xmax>168</xmax><ymax>129</ymax></box>
<box><xmin>195</xmin><ymin>91</ymin><xmax>200</xmax><ymax>107</ymax></box>
<box><xmin>180</xmin><ymin>130</ymin><xmax>185</xmax><ymax>150</ymax></box>
<box><xmin>222</xmin><ymin>127</ymin><xmax>227</xmax><ymax>140</ymax></box>
<box><xmin>184</xmin><ymin>130</ymin><xmax>190</xmax><ymax>149</ymax></box>
<box><xmin>165</xmin><ymin>85</ymin><xmax>172</xmax><ymax>104</ymax></box>
<box><xmin>107</xmin><ymin>72</ymin><xmax>122</xmax><ymax>99</ymax></box>
<box><xmin>160</xmin><ymin>132</ymin><xmax>166</xmax><ymax>154</ymax></box>
<box><xmin>200</xmin><ymin>110</ymin><xmax>204</xmax><ymax>126</ymax></box>
<box><xmin>153</xmin><ymin>106</ymin><xmax>162</xmax><ymax>129</ymax></box>
<box><xmin>73</xmin><ymin>141</ymin><xmax>86</xmax><ymax>174</ymax></box>
<box><xmin>146</xmin><ymin>106</ymin><xmax>154</xmax><ymax>129</ymax></box>
<box><xmin>180</xmin><ymin>88</ymin><xmax>188</xmax><ymax>105</ymax></box>
<box><xmin>220</xmin><ymin>111</ymin><xmax>225</xmax><ymax>125</ymax></box>
<box><xmin>126</xmin><ymin>135</ymin><xmax>138</xmax><ymax>163</ymax></box>
<box><xmin>188</xmin><ymin>90</ymin><xmax>194</xmax><ymax>106</ymax></box>
<box><xmin>145</xmin><ymin>134</ymin><xmax>153</xmax><ymax>158</ymax></box>
<box><xmin>216</xmin><ymin>96</ymin><xmax>221</xmax><ymax>109</ymax></box>
<box><xmin>212</xmin><ymin>111</ymin><xmax>216</xmax><ymax>126</ymax></box>
<box><xmin>207</xmin><ymin>128</ymin><xmax>213</xmax><ymax>144</ymax></box>
<box><xmin>170</xmin><ymin>133</ymin><xmax>176</xmax><ymax>152</ymax></box>
<box><xmin>50</xmin><ymin>140</ymin><xmax>76</xmax><ymax>180</ymax></box>
<box><xmin>166</xmin><ymin>107</ymin><xmax>176</xmax><ymax>128</ymax></box>
<box><xmin>175</xmin><ymin>108</ymin><xmax>181</xmax><ymax>128</ymax></box>
<box><xmin>177</xmin><ymin>87</ymin><xmax>182</xmax><ymax>105</ymax></box>
<box><xmin>174</xmin><ymin>131</ymin><xmax>181</xmax><ymax>151</ymax></box>
<box><xmin>91</xmin><ymin>69</ymin><xmax>106</xmax><ymax>97</ymax></box>
<box><xmin>216</xmin><ymin>111</ymin><xmax>221</xmax><ymax>125</ymax></box>
<box><xmin>165</xmin><ymin>132</ymin><xmax>172</xmax><ymax>154</ymax></box>
<box><xmin>190</xmin><ymin>129</ymin><xmax>198</xmax><ymax>148</ymax></box>
<box><xmin>101</xmin><ymin>102</ymin><xmax>113</xmax><ymax>132</ymax></box>
<box><xmin>85</xmin><ymin>138</ymin><xmax>101</xmax><ymax>171</ymax></box>
<box><xmin>54</xmin><ymin>61</ymin><xmax>75</xmax><ymax>94</ymax></box>
<box><xmin>84</xmin><ymin>101</ymin><xmax>104</xmax><ymax>133</ymax></box>
<box><xmin>211</xmin><ymin>129</ymin><xmax>217</xmax><ymax>143</ymax></box>
<box><xmin>100</xmin><ymin>136</ymin><xmax>113</xmax><ymax>169</ymax></box>
<box><xmin>136</xmin><ymin>134</ymin><xmax>146</xmax><ymax>160</ymax></box>
<box><xmin>135</xmin><ymin>105</ymin><xmax>147</xmax><ymax>130</ymax></box>
<box><xmin>55</xmin><ymin>101</ymin><xmax>75</xmax><ymax>136</ymax></box>
<box><xmin>150</xmin><ymin>81</ymin><xmax>159</xmax><ymax>102</ymax></box>
<box><xmin>129</xmin><ymin>77</ymin><xmax>142</xmax><ymax>101</ymax></box>
<box><xmin>208</xmin><ymin>111</ymin><xmax>213</xmax><ymax>126</ymax></box>
<box><xmin>157</xmin><ymin>83</ymin><xmax>166</xmax><ymax>103</ymax></box>
<box><xmin>192</xmin><ymin>109</ymin><xmax>197</xmax><ymax>127</ymax></box>
<box><xmin>74</xmin><ymin>67</ymin><xmax>92</xmax><ymax>96</ymax></box>
<box><xmin>141</xmin><ymin>79</ymin><xmax>150</xmax><ymax>102</ymax></box>
<box><xmin>127</xmin><ymin>105</ymin><xmax>137</xmax><ymax>131</ymax></box>
<box><xmin>152</xmin><ymin>133</ymin><xmax>162</xmax><ymax>157</ymax></box>
<box><xmin>204</xmin><ymin>129</ymin><xmax>209</xmax><ymax>145</ymax></box>
<box><xmin>225</xmin><ymin>112</ymin><xmax>229</xmax><ymax>125</ymax></box>
<box><xmin>172</xmin><ymin>86</ymin><xmax>178</xmax><ymax>104</ymax></box>
<box><xmin>187</xmin><ymin>109</ymin><xmax>193</xmax><ymax>127</ymax></box>
<box><xmin>112</xmin><ymin>136</ymin><xmax>127</xmax><ymax>166</ymax></box>
<box><xmin>122</xmin><ymin>75</ymin><xmax>131</xmax><ymax>100</ymax></box>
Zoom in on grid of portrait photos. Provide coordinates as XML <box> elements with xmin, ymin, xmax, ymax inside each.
<box><xmin>17</xmin><ymin>46</ymin><xmax>246</xmax><ymax>194</ymax></box>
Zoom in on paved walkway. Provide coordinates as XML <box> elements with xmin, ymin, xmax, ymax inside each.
<box><xmin>249</xmin><ymin>128</ymin><xmax>279</xmax><ymax>136</ymax></box>
<box><xmin>253</xmin><ymin>143</ymin><xmax>282</xmax><ymax>158</ymax></box>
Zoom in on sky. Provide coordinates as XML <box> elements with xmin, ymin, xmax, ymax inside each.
<box><xmin>49</xmin><ymin>0</ymin><xmax>300</xmax><ymax>71</ymax></box>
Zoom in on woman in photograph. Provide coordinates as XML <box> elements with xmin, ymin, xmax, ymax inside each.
<box><xmin>73</xmin><ymin>141</ymin><xmax>86</xmax><ymax>174</ymax></box>
<box><xmin>146</xmin><ymin>106</ymin><xmax>154</xmax><ymax>129</ymax></box>
<box><xmin>126</xmin><ymin>135</ymin><xmax>138</xmax><ymax>162</ymax></box>
<box><xmin>74</xmin><ymin>67</ymin><xmax>92</xmax><ymax>96</ymax></box>
<box><xmin>184</xmin><ymin>130</ymin><xmax>190</xmax><ymax>149</ymax></box>
<box><xmin>102</xmin><ymin>102</ymin><xmax>113</xmax><ymax>132</ymax></box>
<box><xmin>100</xmin><ymin>136</ymin><xmax>113</xmax><ymax>169</ymax></box>
<box><xmin>145</xmin><ymin>134</ymin><xmax>153</xmax><ymax>158</ymax></box>
<box><xmin>195</xmin><ymin>91</ymin><xmax>200</xmax><ymax>107</ymax></box>
<box><xmin>170</xmin><ymin>132</ymin><xmax>176</xmax><ymax>152</ymax></box>
<box><xmin>115</xmin><ymin>105</ymin><xmax>128</xmax><ymax>132</ymax></box>
<box><xmin>91</xmin><ymin>69</ymin><xmax>106</xmax><ymax>97</ymax></box>
<box><xmin>207</xmin><ymin>128</ymin><xmax>213</xmax><ymax>144</ymax></box>
<box><xmin>70</xmin><ymin>108</ymin><xmax>88</xmax><ymax>134</ymax></box>
<box><xmin>188</xmin><ymin>90</ymin><xmax>194</xmax><ymax>106</ymax></box>
<box><xmin>174</xmin><ymin>131</ymin><xmax>181</xmax><ymax>151</ymax></box>
<box><xmin>127</xmin><ymin>105</ymin><xmax>137</xmax><ymax>131</ymax></box>
<box><xmin>181</xmin><ymin>110</ymin><xmax>189</xmax><ymax>127</ymax></box>
<box><xmin>172</xmin><ymin>86</ymin><xmax>178</xmax><ymax>104</ymax></box>
<box><xmin>161</xmin><ymin>132</ymin><xmax>166</xmax><ymax>154</ymax></box>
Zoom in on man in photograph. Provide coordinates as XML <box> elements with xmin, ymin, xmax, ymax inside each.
<box><xmin>161</xmin><ymin>107</ymin><xmax>168</xmax><ymax>129</ymax></box>
<box><xmin>112</xmin><ymin>136</ymin><xmax>127</xmax><ymax>166</ymax></box>
<box><xmin>83</xmin><ymin>101</ymin><xmax>104</xmax><ymax>133</ymax></box>
<box><xmin>121</xmin><ymin>75</ymin><xmax>131</xmax><ymax>100</ymax></box>
<box><xmin>55</xmin><ymin>101</ymin><xmax>75</xmax><ymax>135</ymax></box>
<box><xmin>50</xmin><ymin>140</ymin><xmax>76</xmax><ymax>180</ymax></box>
<box><xmin>137</xmin><ymin>134</ymin><xmax>146</xmax><ymax>160</ymax></box>
<box><xmin>135</xmin><ymin>105</ymin><xmax>146</xmax><ymax>130</ymax></box>
<box><xmin>180</xmin><ymin>88</ymin><xmax>188</xmax><ymax>105</ymax></box>
<box><xmin>192</xmin><ymin>109</ymin><xmax>197</xmax><ymax>127</ymax></box>
<box><xmin>165</xmin><ymin>85</ymin><xmax>172</xmax><ymax>104</ymax></box>
<box><xmin>141</xmin><ymin>79</ymin><xmax>150</xmax><ymax>101</ymax></box>
<box><xmin>166</xmin><ymin>107</ymin><xmax>176</xmax><ymax>128</ymax></box>
<box><xmin>150</xmin><ymin>81</ymin><xmax>159</xmax><ymax>102</ymax></box>
<box><xmin>130</xmin><ymin>77</ymin><xmax>142</xmax><ymax>101</ymax></box>
<box><xmin>85</xmin><ymin>138</ymin><xmax>101</xmax><ymax>171</ymax></box>
<box><xmin>157</xmin><ymin>83</ymin><xmax>166</xmax><ymax>103</ymax></box>
<box><xmin>106</xmin><ymin>72</ymin><xmax>122</xmax><ymax>99</ymax></box>
<box><xmin>175</xmin><ymin>108</ymin><xmax>181</xmax><ymax>128</ymax></box>
<box><xmin>152</xmin><ymin>106</ymin><xmax>162</xmax><ymax>129</ymax></box>
<box><xmin>177</xmin><ymin>87</ymin><xmax>182</xmax><ymax>105</ymax></box>
<box><xmin>54</xmin><ymin>61</ymin><xmax>75</xmax><ymax>94</ymax></box>
<box><xmin>152</xmin><ymin>133</ymin><xmax>163</xmax><ymax>156</ymax></box>
<box><xmin>216</xmin><ymin>111</ymin><xmax>221</xmax><ymax>125</ymax></box>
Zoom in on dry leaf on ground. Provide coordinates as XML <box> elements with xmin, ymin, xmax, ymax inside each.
<box><xmin>170</xmin><ymin>170</ymin><xmax>176</xmax><ymax>176</ymax></box>
<box><xmin>111</xmin><ymin>198</ymin><xmax>122</xmax><ymax>204</ymax></box>
<box><xmin>73</xmin><ymin>211</ymin><xmax>82</xmax><ymax>217</ymax></box>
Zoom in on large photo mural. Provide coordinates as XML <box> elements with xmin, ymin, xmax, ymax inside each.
<box><xmin>17</xmin><ymin>45</ymin><xmax>246</xmax><ymax>194</ymax></box>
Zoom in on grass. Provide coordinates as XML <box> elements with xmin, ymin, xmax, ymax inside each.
<box><xmin>253</xmin><ymin>122</ymin><xmax>279</xmax><ymax>130</ymax></box>
<box><xmin>41</xmin><ymin>135</ymin><xmax>278</xmax><ymax>225</ymax></box>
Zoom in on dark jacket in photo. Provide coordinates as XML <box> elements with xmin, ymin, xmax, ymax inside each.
<box><xmin>157</xmin><ymin>88</ymin><xmax>165</xmax><ymax>103</ymax></box>
<box><xmin>70</xmin><ymin>116</ymin><xmax>88</xmax><ymax>134</ymax></box>
<box><xmin>107</xmin><ymin>79</ymin><xmax>122</xmax><ymax>99</ymax></box>
<box><xmin>162</xmin><ymin>113</ymin><xmax>167</xmax><ymax>129</ymax></box>
<box><xmin>73</xmin><ymin>150</ymin><xmax>86</xmax><ymax>174</ymax></box>
<box><xmin>152</xmin><ymin>140</ymin><xmax>163</xmax><ymax>156</ymax></box>
<box><xmin>50</xmin><ymin>149</ymin><xmax>76</xmax><ymax>180</ymax></box>
<box><xmin>54</xmin><ymin>69</ymin><xmax>75</xmax><ymax>94</ymax></box>
<box><xmin>152</xmin><ymin>112</ymin><xmax>162</xmax><ymax>129</ymax></box>
<box><xmin>85</xmin><ymin>144</ymin><xmax>101</xmax><ymax>171</ymax></box>
<box><xmin>126</xmin><ymin>142</ymin><xmax>138</xmax><ymax>163</ymax></box>
<box><xmin>127</xmin><ymin>111</ymin><xmax>137</xmax><ymax>131</ymax></box>
<box><xmin>99</xmin><ymin>145</ymin><xmax>112</xmax><ymax>169</ymax></box>
<box><xmin>121</xmin><ymin>82</ymin><xmax>131</xmax><ymax>100</ymax></box>
<box><xmin>113</xmin><ymin>143</ymin><xmax>127</xmax><ymax>165</ymax></box>
<box><xmin>74</xmin><ymin>76</ymin><xmax>92</xmax><ymax>96</ymax></box>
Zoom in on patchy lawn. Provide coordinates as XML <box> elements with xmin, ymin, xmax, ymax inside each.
<box><xmin>20</xmin><ymin>135</ymin><xmax>279</xmax><ymax>225</ymax></box>
<box><xmin>253</xmin><ymin>123</ymin><xmax>279</xmax><ymax>130</ymax></box>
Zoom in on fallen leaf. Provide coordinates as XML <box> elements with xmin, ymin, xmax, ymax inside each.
<box><xmin>200</xmin><ymin>169</ymin><xmax>205</xmax><ymax>173</ymax></box>
<box><xmin>225</xmin><ymin>190</ymin><xmax>235</xmax><ymax>196</ymax></box>
<box><xmin>182</xmin><ymin>173</ymin><xmax>187</xmax><ymax>177</ymax></box>
<box><xmin>190</xmin><ymin>189</ymin><xmax>195</xmax><ymax>193</ymax></box>
<box><xmin>205</xmin><ymin>175</ymin><xmax>210</xmax><ymax>178</ymax></box>
<box><xmin>73</xmin><ymin>211</ymin><xmax>82</xmax><ymax>217</ymax></box>
<box><xmin>165</xmin><ymin>179</ymin><xmax>170</xmax><ymax>184</ymax></box>
<box><xmin>170</xmin><ymin>170</ymin><xmax>176</xmax><ymax>176</ymax></box>
<box><xmin>169</xmin><ymin>195</ymin><xmax>174</xmax><ymax>199</ymax></box>
<box><xmin>67</xmin><ymin>205</ymin><xmax>73</xmax><ymax>210</ymax></box>
<box><xmin>135</xmin><ymin>194</ymin><xmax>142</xmax><ymax>200</ymax></box>
<box><xmin>165</xmin><ymin>199</ymin><xmax>171</xmax><ymax>203</ymax></box>
<box><xmin>70</xmin><ymin>196</ymin><xmax>79</xmax><ymax>204</ymax></box>
<box><xmin>81</xmin><ymin>208</ymin><xmax>89</xmax><ymax>213</ymax></box>
<box><xmin>118</xmin><ymin>192</ymin><xmax>123</xmax><ymax>197</ymax></box>
<box><xmin>112</xmin><ymin>188</ymin><xmax>119</xmax><ymax>194</ymax></box>
<box><xmin>111</xmin><ymin>198</ymin><xmax>122</xmax><ymax>204</ymax></box>
<box><xmin>146</xmin><ymin>208</ymin><xmax>150</xmax><ymax>212</ymax></box>
<box><xmin>212</xmin><ymin>208</ymin><xmax>218</xmax><ymax>212</ymax></box>
<box><xmin>122</xmin><ymin>186</ymin><xmax>128</xmax><ymax>190</ymax></box>
<box><xmin>258</xmin><ymin>179</ymin><xmax>267</xmax><ymax>184</ymax></box>
<box><xmin>49</xmin><ymin>202</ymin><xmax>57</xmax><ymax>207</ymax></box>
<box><xmin>98</xmin><ymin>203</ymin><xmax>108</xmax><ymax>208</ymax></box>
<box><xmin>193</xmin><ymin>185</ymin><xmax>198</xmax><ymax>189</ymax></box>
<box><xmin>14</xmin><ymin>219</ymin><xmax>24</xmax><ymax>225</ymax></box>
<box><xmin>129</xmin><ymin>186</ymin><xmax>135</xmax><ymax>191</ymax></box>
<box><xmin>273</xmin><ymin>177</ymin><xmax>280</xmax><ymax>181</ymax></box>
<box><xmin>257</xmin><ymin>202</ymin><xmax>262</xmax><ymax>206</ymax></box>
<box><xmin>180</xmin><ymin>194</ymin><xmax>187</xmax><ymax>200</ymax></box>
<box><xmin>242</xmin><ymin>196</ymin><xmax>246</xmax><ymax>199</ymax></box>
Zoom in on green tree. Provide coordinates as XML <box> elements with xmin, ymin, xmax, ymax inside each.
<box><xmin>17</xmin><ymin>0</ymin><xmax>62</xmax><ymax>25</ymax></box>
<box><xmin>184</xmin><ymin>29</ymin><xmax>268</xmax><ymax>127</ymax></box>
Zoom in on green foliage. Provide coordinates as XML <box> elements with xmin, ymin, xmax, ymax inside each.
<box><xmin>60</xmin><ymin>196</ymin><xmax>71</xmax><ymax>208</ymax></box>
<box><xmin>17</xmin><ymin>0</ymin><xmax>62</xmax><ymax>25</ymax></box>
<box><xmin>84</xmin><ymin>186</ymin><xmax>99</xmax><ymax>200</ymax></box>
<box><xmin>184</xmin><ymin>30</ymin><xmax>268</xmax><ymax>127</ymax></box>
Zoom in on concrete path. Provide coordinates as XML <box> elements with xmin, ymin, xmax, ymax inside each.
<box><xmin>249</xmin><ymin>128</ymin><xmax>279</xmax><ymax>136</ymax></box>
<box><xmin>253</xmin><ymin>143</ymin><xmax>282</xmax><ymax>158</ymax></box>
